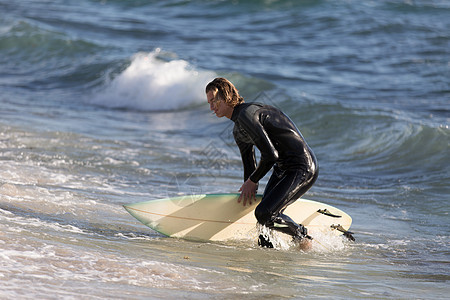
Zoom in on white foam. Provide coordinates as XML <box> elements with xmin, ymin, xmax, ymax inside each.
<box><xmin>92</xmin><ymin>49</ymin><xmax>215</xmax><ymax>111</ymax></box>
<box><xmin>308</xmin><ymin>229</ymin><xmax>348</xmax><ymax>252</ymax></box>
<box><xmin>256</xmin><ymin>224</ymin><xmax>349</xmax><ymax>252</ymax></box>
<box><xmin>256</xmin><ymin>224</ymin><xmax>292</xmax><ymax>250</ymax></box>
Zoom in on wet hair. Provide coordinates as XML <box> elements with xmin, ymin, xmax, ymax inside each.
<box><xmin>205</xmin><ymin>78</ymin><xmax>244</xmax><ymax>108</ymax></box>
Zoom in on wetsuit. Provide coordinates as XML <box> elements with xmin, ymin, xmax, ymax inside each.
<box><xmin>231</xmin><ymin>103</ymin><xmax>318</xmax><ymax>244</ymax></box>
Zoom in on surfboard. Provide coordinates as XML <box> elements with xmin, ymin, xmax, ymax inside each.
<box><xmin>123</xmin><ymin>193</ymin><xmax>352</xmax><ymax>242</ymax></box>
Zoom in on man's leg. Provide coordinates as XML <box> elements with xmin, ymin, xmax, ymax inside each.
<box><xmin>255</xmin><ymin>168</ymin><xmax>318</xmax><ymax>243</ymax></box>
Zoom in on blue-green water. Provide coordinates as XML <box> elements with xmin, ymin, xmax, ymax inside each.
<box><xmin>1</xmin><ymin>0</ymin><xmax>449</xmax><ymax>298</ymax></box>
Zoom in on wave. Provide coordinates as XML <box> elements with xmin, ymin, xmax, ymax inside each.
<box><xmin>0</xmin><ymin>19</ymin><xmax>102</xmax><ymax>63</ymax></box>
<box><xmin>286</xmin><ymin>101</ymin><xmax>450</xmax><ymax>194</ymax></box>
<box><xmin>90</xmin><ymin>50</ymin><xmax>215</xmax><ymax>111</ymax></box>
<box><xmin>0</xmin><ymin>18</ymin><xmax>107</xmax><ymax>92</ymax></box>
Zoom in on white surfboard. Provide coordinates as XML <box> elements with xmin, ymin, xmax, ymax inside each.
<box><xmin>124</xmin><ymin>194</ymin><xmax>352</xmax><ymax>242</ymax></box>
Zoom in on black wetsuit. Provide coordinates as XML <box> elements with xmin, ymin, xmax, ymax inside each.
<box><xmin>231</xmin><ymin>103</ymin><xmax>318</xmax><ymax>241</ymax></box>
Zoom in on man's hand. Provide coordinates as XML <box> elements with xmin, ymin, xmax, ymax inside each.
<box><xmin>238</xmin><ymin>179</ymin><xmax>257</xmax><ymax>206</ymax></box>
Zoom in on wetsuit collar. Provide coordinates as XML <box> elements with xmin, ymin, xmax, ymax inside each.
<box><xmin>231</xmin><ymin>103</ymin><xmax>246</xmax><ymax>122</ymax></box>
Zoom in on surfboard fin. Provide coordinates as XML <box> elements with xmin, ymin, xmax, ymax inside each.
<box><xmin>331</xmin><ymin>224</ymin><xmax>355</xmax><ymax>241</ymax></box>
<box><xmin>317</xmin><ymin>209</ymin><xmax>342</xmax><ymax>218</ymax></box>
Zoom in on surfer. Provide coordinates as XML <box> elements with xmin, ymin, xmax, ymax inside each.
<box><xmin>206</xmin><ymin>78</ymin><xmax>318</xmax><ymax>248</ymax></box>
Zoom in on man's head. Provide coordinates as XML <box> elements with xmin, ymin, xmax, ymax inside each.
<box><xmin>206</xmin><ymin>78</ymin><xmax>244</xmax><ymax>119</ymax></box>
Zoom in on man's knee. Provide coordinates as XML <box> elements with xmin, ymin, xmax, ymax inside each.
<box><xmin>254</xmin><ymin>206</ymin><xmax>273</xmax><ymax>226</ymax></box>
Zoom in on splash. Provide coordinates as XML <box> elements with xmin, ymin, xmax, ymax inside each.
<box><xmin>256</xmin><ymin>224</ymin><xmax>292</xmax><ymax>250</ymax></box>
<box><xmin>92</xmin><ymin>50</ymin><xmax>215</xmax><ymax>111</ymax></box>
<box><xmin>256</xmin><ymin>224</ymin><xmax>349</xmax><ymax>252</ymax></box>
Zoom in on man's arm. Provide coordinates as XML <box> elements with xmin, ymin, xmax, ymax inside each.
<box><xmin>239</xmin><ymin>111</ymin><xmax>278</xmax><ymax>183</ymax></box>
<box><xmin>235</xmin><ymin>138</ymin><xmax>256</xmax><ymax>182</ymax></box>
<box><xmin>234</xmin><ymin>129</ymin><xmax>258</xmax><ymax>206</ymax></box>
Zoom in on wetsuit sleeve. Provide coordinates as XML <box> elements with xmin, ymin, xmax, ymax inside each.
<box><xmin>239</xmin><ymin>112</ymin><xmax>278</xmax><ymax>183</ymax></box>
<box><xmin>235</xmin><ymin>138</ymin><xmax>256</xmax><ymax>182</ymax></box>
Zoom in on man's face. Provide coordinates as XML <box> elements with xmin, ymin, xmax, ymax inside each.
<box><xmin>207</xmin><ymin>90</ymin><xmax>230</xmax><ymax>118</ymax></box>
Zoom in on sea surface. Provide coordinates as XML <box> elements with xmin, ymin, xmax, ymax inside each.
<box><xmin>1</xmin><ymin>0</ymin><xmax>449</xmax><ymax>299</ymax></box>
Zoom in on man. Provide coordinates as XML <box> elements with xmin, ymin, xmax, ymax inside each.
<box><xmin>206</xmin><ymin>78</ymin><xmax>318</xmax><ymax>248</ymax></box>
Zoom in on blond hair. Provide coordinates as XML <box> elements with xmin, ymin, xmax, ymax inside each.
<box><xmin>205</xmin><ymin>78</ymin><xmax>244</xmax><ymax>108</ymax></box>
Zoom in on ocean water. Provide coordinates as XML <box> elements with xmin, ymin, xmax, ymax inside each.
<box><xmin>0</xmin><ymin>0</ymin><xmax>449</xmax><ymax>299</ymax></box>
